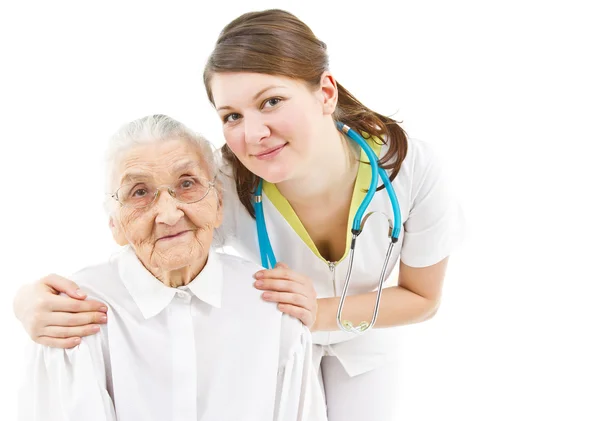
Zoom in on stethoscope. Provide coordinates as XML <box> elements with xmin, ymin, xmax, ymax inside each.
<box><xmin>253</xmin><ymin>121</ymin><xmax>402</xmax><ymax>335</ymax></box>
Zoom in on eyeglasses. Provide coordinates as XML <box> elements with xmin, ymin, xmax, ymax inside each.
<box><xmin>112</xmin><ymin>176</ymin><xmax>216</xmax><ymax>209</ymax></box>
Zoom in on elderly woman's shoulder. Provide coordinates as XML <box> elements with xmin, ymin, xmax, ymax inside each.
<box><xmin>215</xmin><ymin>251</ymin><xmax>263</xmax><ymax>277</ymax></box>
<box><xmin>213</xmin><ymin>251</ymin><xmax>278</xmax><ymax>306</ymax></box>
<box><xmin>68</xmin><ymin>250</ymin><xmax>124</xmax><ymax>302</ymax></box>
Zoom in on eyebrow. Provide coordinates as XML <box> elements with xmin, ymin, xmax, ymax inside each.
<box><xmin>119</xmin><ymin>160</ymin><xmax>202</xmax><ymax>184</ymax></box>
<box><xmin>120</xmin><ymin>171</ymin><xmax>150</xmax><ymax>185</ymax></box>
<box><xmin>216</xmin><ymin>85</ymin><xmax>286</xmax><ymax>111</ymax></box>
<box><xmin>171</xmin><ymin>160</ymin><xmax>202</xmax><ymax>175</ymax></box>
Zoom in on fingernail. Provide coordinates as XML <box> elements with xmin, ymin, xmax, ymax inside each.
<box><xmin>262</xmin><ymin>292</ymin><xmax>272</xmax><ymax>300</ymax></box>
<box><xmin>99</xmin><ymin>315</ymin><xmax>107</xmax><ymax>323</ymax></box>
<box><xmin>73</xmin><ymin>337</ymin><xmax>81</xmax><ymax>344</ymax></box>
<box><xmin>75</xmin><ymin>289</ymin><xmax>86</xmax><ymax>298</ymax></box>
<box><xmin>92</xmin><ymin>325</ymin><xmax>100</xmax><ymax>332</ymax></box>
<box><xmin>254</xmin><ymin>280</ymin><xmax>263</xmax><ymax>287</ymax></box>
<box><xmin>99</xmin><ymin>306</ymin><xmax>108</xmax><ymax>312</ymax></box>
<box><xmin>254</xmin><ymin>272</ymin><xmax>264</xmax><ymax>279</ymax></box>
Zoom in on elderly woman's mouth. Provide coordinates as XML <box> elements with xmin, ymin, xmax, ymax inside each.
<box><xmin>157</xmin><ymin>230</ymin><xmax>193</xmax><ymax>242</ymax></box>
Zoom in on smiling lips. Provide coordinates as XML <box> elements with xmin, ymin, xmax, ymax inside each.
<box><xmin>158</xmin><ymin>230</ymin><xmax>191</xmax><ymax>241</ymax></box>
<box><xmin>253</xmin><ymin>143</ymin><xmax>287</xmax><ymax>160</ymax></box>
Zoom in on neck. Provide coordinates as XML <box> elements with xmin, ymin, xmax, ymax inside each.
<box><xmin>152</xmin><ymin>254</ymin><xmax>208</xmax><ymax>288</ymax></box>
<box><xmin>276</xmin><ymin>122</ymin><xmax>359</xmax><ymax>205</ymax></box>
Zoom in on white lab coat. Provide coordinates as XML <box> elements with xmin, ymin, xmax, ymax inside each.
<box><xmin>218</xmin><ymin>136</ymin><xmax>466</xmax><ymax>378</ymax></box>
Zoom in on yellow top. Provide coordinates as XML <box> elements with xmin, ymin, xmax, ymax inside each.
<box><xmin>263</xmin><ymin>136</ymin><xmax>383</xmax><ymax>263</ymax></box>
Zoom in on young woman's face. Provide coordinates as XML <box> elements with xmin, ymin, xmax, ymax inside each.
<box><xmin>210</xmin><ymin>72</ymin><xmax>334</xmax><ymax>184</ymax></box>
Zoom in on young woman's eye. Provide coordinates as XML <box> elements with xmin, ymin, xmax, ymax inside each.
<box><xmin>223</xmin><ymin>113</ymin><xmax>241</xmax><ymax>123</ymax></box>
<box><xmin>263</xmin><ymin>98</ymin><xmax>282</xmax><ymax>108</ymax></box>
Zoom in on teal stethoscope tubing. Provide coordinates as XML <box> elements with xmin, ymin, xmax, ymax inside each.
<box><xmin>253</xmin><ymin>121</ymin><xmax>402</xmax><ymax>334</ymax></box>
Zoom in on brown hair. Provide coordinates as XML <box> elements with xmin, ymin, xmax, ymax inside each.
<box><xmin>203</xmin><ymin>9</ymin><xmax>408</xmax><ymax>217</ymax></box>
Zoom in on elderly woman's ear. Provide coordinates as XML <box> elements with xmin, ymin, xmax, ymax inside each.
<box><xmin>109</xmin><ymin>217</ymin><xmax>128</xmax><ymax>246</ymax></box>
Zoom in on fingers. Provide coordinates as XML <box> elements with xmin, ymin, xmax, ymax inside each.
<box><xmin>43</xmin><ymin>324</ymin><xmax>102</xmax><ymax>339</ymax></box>
<box><xmin>37</xmin><ymin>336</ymin><xmax>82</xmax><ymax>349</ymax></box>
<box><xmin>278</xmin><ymin>304</ymin><xmax>314</xmax><ymax>328</ymax></box>
<box><xmin>29</xmin><ymin>310</ymin><xmax>106</xmax><ymax>345</ymax></box>
<box><xmin>262</xmin><ymin>291</ymin><xmax>310</xmax><ymax>309</ymax></box>
<box><xmin>255</xmin><ymin>266</ymin><xmax>309</xmax><ymax>285</ymax></box>
<box><xmin>254</xmin><ymin>278</ymin><xmax>308</xmax><ymax>296</ymax></box>
<box><xmin>254</xmin><ymin>262</ymin><xmax>318</xmax><ymax>329</ymax></box>
<box><xmin>42</xmin><ymin>274</ymin><xmax>87</xmax><ymax>299</ymax></box>
<box><xmin>23</xmin><ymin>285</ymin><xmax>107</xmax><ymax>345</ymax></box>
<box><xmin>255</xmin><ymin>265</ymin><xmax>316</xmax><ymax>295</ymax></box>
<box><xmin>46</xmin><ymin>311</ymin><xmax>108</xmax><ymax>327</ymax></box>
<box><xmin>46</xmin><ymin>294</ymin><xmax>108</xmax><ymax>313</ymax></box>
<box><xmin>262</xmin><ymin>291</ymin><xmax>317</xmax><ymax>329</ymax></box>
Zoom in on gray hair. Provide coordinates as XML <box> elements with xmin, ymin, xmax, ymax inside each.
<box><xmin>104</xmin><ymin>114</ymin><xmax>218</xmax><ymax>215</ymax></box>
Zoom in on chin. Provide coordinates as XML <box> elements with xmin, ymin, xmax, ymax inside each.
<box><xmin>153</xmin><ymin>246</ymin><xmax>201</xmax><ymax>270</ymax></box>
<box><xmin>255</xmin><ymin>164</ymin><xmax>294</xmax><ymax>184</ymax></box>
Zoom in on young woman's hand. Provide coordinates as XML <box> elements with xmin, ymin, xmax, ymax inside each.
<box><xmin>254</xmin><ymin>263</ymin><xmax>319</xmax><ymax>330</ymax></box>
<box><xmin>13</xmin><ymin>274</ymin><xmax>108</xmax><ymax>348</ymax></box>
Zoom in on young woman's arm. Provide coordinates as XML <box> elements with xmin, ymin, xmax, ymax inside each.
<box><xmin>255</xmin><ymin>258</ymin><xmax>448</xmax><ymax>332</ymax></box>
<box><xmin>313</xmin><ymin>258</ymin><xmax>448</xmax><ymax>331</ymax></box>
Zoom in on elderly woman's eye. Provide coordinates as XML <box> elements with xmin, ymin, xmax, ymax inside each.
<box><xmin>132</xmin><ymin>188</ymin><xmax>147</xmax><ymax>197</ymax></box>
<box><xmin>179</xmin><ymin>177</ymin><xmax>206</xmax><ymax>190</ymax></box>
<box><xmin>180</xmin><ymin>179</ymin><xmax>195</xmax><ymax>189</ymax></box>
<box><xmin>129</xmin><ymin>186</ymin><xmax>148</xmax><ymax>197</ymax></box>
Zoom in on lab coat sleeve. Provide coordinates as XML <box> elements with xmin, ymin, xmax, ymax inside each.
<box><xmin>400</xmin><ymin>142</ymin><xmax>466</xmax><ymax>267</ymax></box>
<box><xmin>273</xmin><ymin>316</ymin><xmax>327</xmax><ymax>421</ymax></box>
<box><xmin>18</xmin><ymin>331</ymin><xmax>116</xmax><ymax>421</ymax></box>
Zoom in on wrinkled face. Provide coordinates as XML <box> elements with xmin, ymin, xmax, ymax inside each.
<box><xmin>211</xmin><ymin>72</ymin><xmax>333</xmax><ymax>183</ymax></box>
<box><xmin>110</xmin><ymin>138</ymin><xmax>222</xmax><ymax>272</ymax></box>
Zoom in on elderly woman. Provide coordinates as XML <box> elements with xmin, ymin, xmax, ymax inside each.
<box><xmin>19</xmin><ymin>114</ymin><xmax>326</xmax><ymax>421</ymax></box>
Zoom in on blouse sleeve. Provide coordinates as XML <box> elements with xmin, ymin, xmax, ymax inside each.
<box><xmin>274</xmin><ymin>316</ymin><xmax>327</xmax><ymax>421</ymax></box>
<box><xmin>18</xmin><ymin>331</ymin><xmax>116</xmax><ymax>421</ymax></box>
<box><xmin>400</xmin><ymin>141</ymin><xmax>466</xmax><ymax>267</ymax></box>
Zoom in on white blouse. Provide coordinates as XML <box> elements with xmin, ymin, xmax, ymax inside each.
<box><xmin>219</xmin><ymin>136</ymin><xmax>466</xmax><ymax>376</ymax></box>
<box><xmin>19</xmin><ymin>246</ymin><xmax>326</xmax><ymax>421</ymax></box>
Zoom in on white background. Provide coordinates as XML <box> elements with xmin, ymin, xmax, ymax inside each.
<box><xmin>1</xmin><ymin>0</ymin><xmax>599</xmax><ymax>419</ymax></box>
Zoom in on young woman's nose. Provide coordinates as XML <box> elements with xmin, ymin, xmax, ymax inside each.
<box><xmin>244</xmin><ymin>115</ymin><xmax>271</xmax><ymax>145</ymax></box>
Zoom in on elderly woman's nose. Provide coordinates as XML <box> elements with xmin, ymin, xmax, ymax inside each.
<box><xmin>154</xmin><ymin>190</ymin><xmax>184</xmax><ymax>225</ymax></box>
